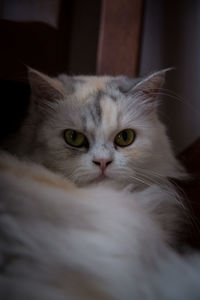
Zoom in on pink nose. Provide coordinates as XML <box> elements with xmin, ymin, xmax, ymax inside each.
<box><xmin>92</xmin><ymin>159</ymin><xmax>112</xmax><ymax>172</ymax></box>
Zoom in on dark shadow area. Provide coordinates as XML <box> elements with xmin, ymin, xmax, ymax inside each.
<box><xmin>63</xmin><ymin>0</ymin><xmax>102</xmax><ymax>75</ymax></box>
<box><xmin>178</xmin><ymin>138</ymin><xmax>200</xmax><ymax>249</ymax></box>
<box><xmin>0</xmin><ymin>0</ymin><xmax>101</xmax><ymax>81</ymax></box>
<box><xmin>0</xmin><ymin>20</ymin><xmax>63</xmax><ymax>80</ymax></box>
<box><xmin>0</xmin><ymin>80</ymin><xmax>30</xmax><ymax>141</ymax></box>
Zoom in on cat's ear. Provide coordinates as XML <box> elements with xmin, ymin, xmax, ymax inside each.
<box><xmin>131</xmin><ymin>69</ymin><xmax>167</xmax><ymax>97</ymax></box>
<box><xmin>28</xmin><ymin>68</ymin><xmax>65</xmax><ymax>106</ymax></box>
<box><xmin>127</xmin><ymin>69</ymin><xmax>172</xmax><ymax>107</ymax></box>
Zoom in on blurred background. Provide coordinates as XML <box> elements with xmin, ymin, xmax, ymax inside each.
<box><xmin>0</xmin><ymin>0</ymin><xmax>199</xmax><ymax>245</ymax></box>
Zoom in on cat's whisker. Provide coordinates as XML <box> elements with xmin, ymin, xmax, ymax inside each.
<box><xmin>131</xmin><ymin>168</ymin><xmax>192</xmax><ymax>220</ymax></box>
<box><xmin>130</xmin><ymin>169</ymin><xmax>183</xmax><ymax>198</ymax></box>
<box><xmin>116</xmin><ymin>166</ymin><xmax>167</xmax><ymax>188</ymax></box>
<box><xmin>170</xmin><ymin>179</ymin><xmax>200</xmax><ymax>233</ymax></box>
<box><xmin>142</xmin><ymin>88</ymin><xmax>200</xmax><ymax>117</ymax></box>
<box><xmin>125</xmin><ymin>174</ymin><xmax>152</xmax><ymax>187</ymax></box>
<box><xmin>132</xmin><ymin>169</ymin><xmax>165</xmax><ymax>185</ymax></box>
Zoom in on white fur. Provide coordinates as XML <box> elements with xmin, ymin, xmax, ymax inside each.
<box><xmin>0</xmin><ymin>153</ymin><xmax>200</xmax><ymax>299</ymax></box>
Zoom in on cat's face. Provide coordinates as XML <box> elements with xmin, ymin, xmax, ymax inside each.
<box><xmin>26</xmin><ymin>69</ymin><xmax>182</xmax><ymax>188</ymax></box>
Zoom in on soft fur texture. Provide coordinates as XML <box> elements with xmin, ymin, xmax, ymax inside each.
<box><xmin>2</xmin><ymin>69</ymin><xmax>186</xmax><ymax>238</ymax></box>
<box><xmin>0</xmin><ymin>152</ymin><xmax>200</xmax><ymax>300</ymax></box>
<box><xmin>1</xmin><ymin>69</ymin><xmax>199</xmax><ymax>299</ymax></box>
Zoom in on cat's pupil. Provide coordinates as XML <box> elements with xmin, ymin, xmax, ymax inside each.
<box><xmin>122</xmin><ymin>131</ymin><xmax>128</xmax><ymax>141</ymax></box>
<box><xmin>71</xmin><ymin>131</ymin><xmax>77</xmax><ymax>141</ymax></box>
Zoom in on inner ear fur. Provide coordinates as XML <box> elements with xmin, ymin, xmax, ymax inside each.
<box><xmin>28</xmin><ymin>68</ymin><xmax>65</xmax><ymax>104</ymax></box>
<box><xmin>130</xmin><ymin>69</ymin><xmax>172</xmax><ymax>101</ymax></box>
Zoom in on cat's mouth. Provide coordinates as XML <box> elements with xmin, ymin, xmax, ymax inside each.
<box><xmin>90</xmin><ymin>173</ymin><xmax>107</xmax><ymax>184</ymax></box>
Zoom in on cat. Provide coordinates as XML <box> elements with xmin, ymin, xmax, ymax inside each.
<box><xmin>1</xmin><ymin>68</ymin><xmax>199</xmax><ymax>299</ymax></box>
<box><xmin>2</xmin><ymin>68</ymin><xmax>186</xmax><ymax>239</ymax></box>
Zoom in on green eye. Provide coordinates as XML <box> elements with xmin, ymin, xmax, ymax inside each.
<box><xmin>64</xmin><ymin>129</ymin><xmax>88</xmax><ymax>148</ymax></box>
<box><xmin>114</xmin><ymin>129</ymin><xmax>135</xmax><ymax>147</ymax></box>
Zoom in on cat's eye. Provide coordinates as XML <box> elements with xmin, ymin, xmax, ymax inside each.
<box><xmin>64</xmin><ymin>129</ymin><xmax>88</xmax><ymax>148</ymax></box>
<box><xmin>114</xmin><ymin>129</ymin><xmax>135</xmax><ymax>147</ymax></box>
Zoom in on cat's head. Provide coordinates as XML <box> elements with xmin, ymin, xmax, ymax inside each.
<box><xmin>25</xmin><ymin>68</ymin><xmax>183</xmax><ymax>188</ymax></box>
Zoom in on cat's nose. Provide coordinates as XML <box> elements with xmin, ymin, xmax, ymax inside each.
<box><xmin>92</xmin><ymin>158</ymin><xmax>112</xmax><ymax>172</ymax></box>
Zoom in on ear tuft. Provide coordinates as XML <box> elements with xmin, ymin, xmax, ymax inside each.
<box><xmin>28</xmin><ymin>68</ymin><xmax>65</xmax><ymax>105</ymax></box>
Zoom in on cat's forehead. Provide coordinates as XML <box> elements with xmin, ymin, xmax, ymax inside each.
<box><xmin>71</xmin><ymin>75</ymin><xmax>113</xmax><ymax>100</ymax></box>
<box><xmin>79</xmin><ymin>90</ymin><xmax>120</xmax><ymax>136</ymax></box>
<box><xmin>58</xmin><ymin>74</ymin><xmax>112</xmax><ymax>99</ymax></box>
<box><xmin>57</xmin><ymin>74</ymin><xmax>145</xmax><ymax>133</ymax></box>
<box><xmin>58</xmin><ymin>74</ymin><xmax>138</xmax><ymax>103</ymax></box>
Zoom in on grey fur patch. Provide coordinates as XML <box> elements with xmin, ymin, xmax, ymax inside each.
<box><xmin>110</xmin><ymin>76</ymin><xmax>140</xmax><ymax>94</ymax></box>
<box><xmin>107</xmin><ymin>93</ymin><xmax>118</xmax><ymax>102</ymax></box>
<box><xmin>58</xmin><ymin>75</ymin><xmax>76</xmax><ymax>94</ymax></box>
<box><xmin>88</xmin><ymin>91</ymin><xmax>105</xmax><ymax>126</ymax></box>
<box><xmin>80</xmin><ymin>115</ymin><xmax>88</xmax><ymax>131</ymax></box>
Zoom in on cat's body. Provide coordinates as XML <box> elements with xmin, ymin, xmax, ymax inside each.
<box><xmin>1</xmin><ymin>69</ymin><xmax>198</xmax><ymax>299</ymax></box>
<box><xmin>1</xmin><ymin>152</ymin><xmax>200</xmax><ymax>300</ymax></box>
<box><xmin>3</xmin><ymin>69</ymin><xmax>185</xmax><ymax>236</ymax></box>
<box><xmin>0</xmin><ymin>152</ymin><xmax>173</xmax><ymax>300</ymax></box>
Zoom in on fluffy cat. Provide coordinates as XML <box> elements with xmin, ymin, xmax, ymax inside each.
<box><xmin>1</xmin><ymin>69</ymin><xmax>198</xmax><ymax>299</ymax></box>
<box><xmin>2</xmin><ymin>68</ymin><xmax>186</xmax><ymax>238</ymax></box>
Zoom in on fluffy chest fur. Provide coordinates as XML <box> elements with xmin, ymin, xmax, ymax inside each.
<box><xmin>0</xmin><ymin>153</ymin><xmax>184</xmax><ymax>300</ymax></box>
<box><xmin>0</xmin><ymin>153</ymin><xmax>199</xmax><ymax>300</ymax></box>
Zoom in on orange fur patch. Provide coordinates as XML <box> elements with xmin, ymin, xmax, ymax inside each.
<box><xmin>0</xmin><ymin>160</ymin><xmax>75</xmax><ymax>192</ymax></box>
